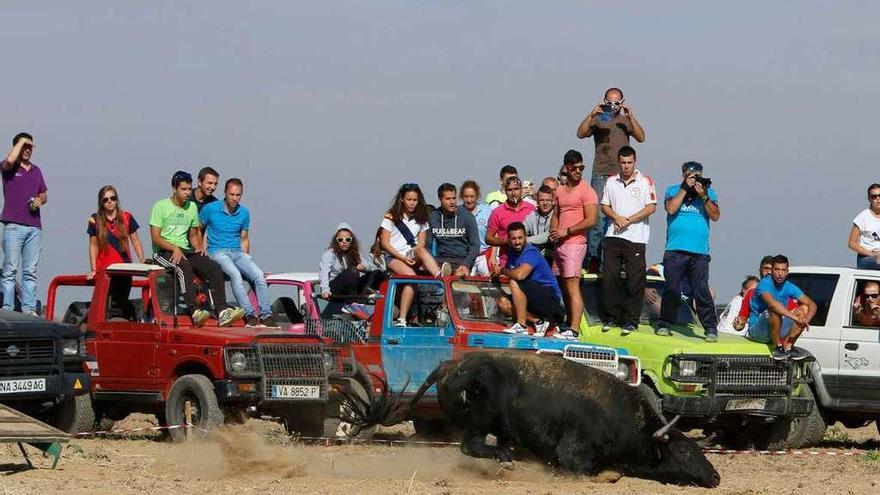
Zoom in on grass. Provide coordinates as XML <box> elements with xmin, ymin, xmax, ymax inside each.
<box><xmin>861</xmin><ymin>450</ymin><xmax>880</xmax><ymax>463</ymax></box>
<box><xmin>823</xmin><ymin>424</ymin><xmax>851</xmax><ymax>443</ymax></box>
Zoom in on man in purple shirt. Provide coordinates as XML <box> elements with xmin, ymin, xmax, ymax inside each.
<box><xmin>1</xmin><ymin>132</ymin><xmax>48</xmax><ymax>315</ymax></box>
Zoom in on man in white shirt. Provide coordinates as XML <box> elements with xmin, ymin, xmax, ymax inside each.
<box><xmin>718</xmin><ymin>276</ymin><xmax>760</xmax><ymax>334</ymax></box>
<box><xmin>600</xmin><ymin>146</ymin><xmax>657</xmax><ymax>334</ymax></box>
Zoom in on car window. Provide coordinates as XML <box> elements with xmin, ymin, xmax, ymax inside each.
<box><xmin>450</xmin><ymin>280</ymin><xmax>514</xmax><ymax>326</ymax></box>
<box><xmin>849</xmin><ymin>279</ymin><xmax>880</xmax><ymax>328</ymax></box>
<box><xmin>105</xmin><ymin>274</ymin><xmax>150</xmax><ymax>322</ymax></box>
<box><xmin>786</xmin><ymin>273</ymin><xmax>839</xmax><ymax>327</ymax></box>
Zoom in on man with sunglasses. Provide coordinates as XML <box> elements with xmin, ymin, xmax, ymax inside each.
<box><xmin>853</xmin><ymin>281</ymin><xmax>880</xmax><ymax>327</ymax></box>
<box><xmin>200</xmin><ymin>178</ymin><xmax>278</xmax><ymax>328</ymax></box>
<box><xmin>657</xmin><ymin>161</ymin><xmax>720</xmax><ymax>341</ymax></box>
<box><xmin>550</xmin><ymin>149</ymin><xmax>598</xmax><ymax>339</ymax></box>
<box><xmin>576</xmin><ymin>87</ymin><xmax>646</xmax><ymax>270</ymax></box>
<box><xmin>747</xmin><ymin>255</ymin><xmax>816</xmax><ymax>361</ymax></box>
<box><xmin>0</xmin><ymin>132</ymin><xmax>47</xmax><ymax>315</ymax></box>
<box><xmin>151</xmin><ymin>171</ymin><xmax>245</xmax><ymax>328</ymax></box>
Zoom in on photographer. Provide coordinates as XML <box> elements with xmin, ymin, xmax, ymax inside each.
<box><xmin>576</xmin><ymin>87</ymin><xmax>645</xmax><ymax>270</ymax></box>
<box><xmin>656</xmin><ymin>161</ymin><xmax>720</xmax><ymax>341</ymax></box>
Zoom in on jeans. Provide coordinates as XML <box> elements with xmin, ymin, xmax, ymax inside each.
<box><xmin>2</xmin><ymin>223</ymin><xmax>41</xmax><ymax>313</ymax></box>
<box><xmin>857</xmin><ymin>255</ymin><xmax>880</xmax><ymax>270</ymax></box>
<box><xmin>660</xmin><ymin>250</ymin><xmax>718</xmax><ymax>334</ymax></box>
<box><xmin>587</xmin><ymin>174</ymin><xmax>610</xmax><ymax>264</ymax></box>
<box><xmin>209</xmin><ymin>249</ymin><xmax>270</xmax><ymax>317</ymax></box>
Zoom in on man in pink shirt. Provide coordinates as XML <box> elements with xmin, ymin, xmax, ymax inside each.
<box><xmin>550</xmin><ymin>150</ymin><xmax>598</xmax><ymax>338</ymax></box>
<box><xmin>486</xmin><ymin>176</ymin><xmax>536</xmax><ymax>247</ymax></box>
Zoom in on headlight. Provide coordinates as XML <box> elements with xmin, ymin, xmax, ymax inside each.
<box><xmin>229</xmin><ymin>351</ymin><xmax>248</xmax><ymax>373</ymax></box>
<box><xmin>678</xmin><ymin>360</ymin><xmax>699</xmax><ymax>377</ymax></box>
<box><xmin>61</xmin><ymin>339</ymin><xmax>79</xmax><ymax>356</ymax></box>
<box><xmin>615</xmin><ymin>362</ymin><xmax>629</xmax><ymax>381</ymax></box>
<box><xmin>323</xmin><ymin>352</ymin><xmax>335</xmax><ymax>373</ymax></box>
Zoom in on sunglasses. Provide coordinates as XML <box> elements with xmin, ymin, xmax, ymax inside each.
<box><xmin>102</xmin><ymin>196</ymin><xmax>118</xmax><ymax>203</ymax></box>
<box><xmin>336</xmin><ymin>237</ymin><xmax>353</xmax><ymax>244</ymax></box>
<box><xmin>870</xmin><ymin>194</ymin><xmax>880</xmax><ymax>200</ymax></box>
<box><xmin>604</xmin><ymin>99</ymin><xmax>624</xmax><ymax>105</ymax></box>
<box><xmin>568</xmin><ymin>164</ymin><xmax>585</xmax><ymax>171</ymax></box>
<box><xmin>864</xmin><ymin>293</ymin><xmax>880</xmax><ymax>299</ymax></box>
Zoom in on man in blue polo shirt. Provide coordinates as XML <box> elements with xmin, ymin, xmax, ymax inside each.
<box><xmin>491</xmin><ymin>222</ymin><xmax>570</xmax><ymax>339</ymax></box>
<box><xmin>199</xmin><ymin>178</ymin><xmax>278</xmax><ymax>328</ymax></box>
<box><xmin>657</xmin><ymin>161</ymin><xmax>721</xmax><ymax>341</ymax></box>
<box><xmin>748</xmin><ymin>254</ymin><xmax>816</xmax><ymax>361</ymax></box>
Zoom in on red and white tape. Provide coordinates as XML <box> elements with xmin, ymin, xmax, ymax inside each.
<box><xmin>70</xmin><ymin>423</ymin><xmax>201</xmax><ymax>437</ymax></box>
<box><xmin>704</xmin><ymin>448</ymin><xmax>860</xmax><ymax>456</ymax></box>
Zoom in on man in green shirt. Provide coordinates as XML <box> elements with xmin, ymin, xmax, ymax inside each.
<box><xmin>150</xmin><ymin>171</ymin><xmax>243</xmax><ymax>327</ymax></box>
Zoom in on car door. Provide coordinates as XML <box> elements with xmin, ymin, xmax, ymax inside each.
<box><xmin>786</xmin><ymin>272</ymin><xmax>842</xmax><ymax>397</ymax></box>
<box><xmin>838</xmin><ymin>275</ymin><xmax>880</xmax><ymax>405</ymax></box>
<box><xmin>380</xmin><ymin>280</ymin><xmax>454</xmax><ymax>393</ymax></box>
<box><xmin>92</xmin><ymin>274</ymin><xmax>160</xmax><ymax>391</ymax></box>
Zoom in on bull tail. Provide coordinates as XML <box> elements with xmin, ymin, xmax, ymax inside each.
<box><xmin>337</xmin><ymin>374</ymin><xmax>408</xmax><ymax>432</ymax></box>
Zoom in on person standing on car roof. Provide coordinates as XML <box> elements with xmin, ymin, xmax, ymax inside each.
<box><xmin>459</xmin><ymin>180</ymin><xmax>493</xmax><ymax>276</ymax></box>
<box><xmin>199</xmin><ymin>178</ymin><xmax>278</xmax><ymax>328</ymax></box>
<box><xmin>577</xmin><ymin>87</ymin><xmax>646</xmax><ymax>271</ymax></box>
<box><xmin>523</xmin><ymin>184</ymin><xmax>556</xmax><ymax>264</ymax></box>
<box><xmin>151</xmin><ymin>171</ymin><xmax>244</xmax><ymax>328</ymax></box>
<box><xmin>550</xmin><ymin>150</ymin><xmax>598</xmax><ymax>339</ymax></box>
<box><xmin>656</xmin><ymin>161</ymin><xmax>720</xmax><ymax>342</ymax></box>
<box><xmin>427</xmin><ymin>183</ymin><xmax>480</xmax><ymax>276</ymax></box>
<box><xmin>0</xmin><ymin>132</ymin><xmax>47</xmax><ymax>315</ymax></box>
<box><xmin>599</xmin><ymin>146</ymin><xmax>656</xmax><ymax>335</ymax></box>
<box><xmin>87</xmin><ymin>185</ymin><xmax>145</xmax><ymax>320</ymax></box>
<box><xmin>192</xmin><ymin>166</ymin><xmax>219</xmax><ymax>212</ymax></box>
<box><xmin>848</xmin><ymin>182</ymin><xmax>880</xmax><ymax>270</ymax></box>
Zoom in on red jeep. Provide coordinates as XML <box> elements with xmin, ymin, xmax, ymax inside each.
<box><xmin>46</xmin><ymin>262</ymin><xmax>364</xmax><ymax>439</ymax></box>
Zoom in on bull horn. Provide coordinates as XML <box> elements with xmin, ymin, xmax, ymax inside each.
<box><xmin>652</xmin><ymin>414</ymin><xmax>682</xmax><ymax>440</ymax></box>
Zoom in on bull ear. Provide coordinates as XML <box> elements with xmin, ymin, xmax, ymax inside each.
<box><xmin>652</xmin><ymin>414</ymin><xmax>681</xmax><ymax>442</ymax></box>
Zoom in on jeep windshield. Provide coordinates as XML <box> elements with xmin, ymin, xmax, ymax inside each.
<box><xmin>579</xmin><ymin>278</ymin><xmax>699</xmax><ymax>327</ymax></box>
<box><xmin>450</xmin><ymin>280</ymin><xmax>515</xmax><ymax>326</ymax></box>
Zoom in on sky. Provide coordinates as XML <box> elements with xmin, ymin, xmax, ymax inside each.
<box><xmin>1</xmin><ymin>0</ymin><xmax>878</xmax><ymax>310</ymax></box>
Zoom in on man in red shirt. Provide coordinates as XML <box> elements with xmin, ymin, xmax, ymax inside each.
<box><xmin>486</xmin><ymin>177</ymin><xmax>535</xmax><ymax>247</ymax></box>
<box><xmin>550</xmin><ymin>150</ymin><xmax>598</xmax><ymax>338</ymax></box>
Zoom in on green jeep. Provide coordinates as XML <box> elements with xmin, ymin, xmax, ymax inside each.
<box><xmin>577</xmin><ymin>274</ymin><xmax>815</xmax><ymax>449</ymax></box>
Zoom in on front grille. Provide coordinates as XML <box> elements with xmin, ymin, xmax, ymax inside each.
<box><xmin>563</xmin><ymin>345</ymin><xmax>618</xmax><ymax>375</ymax></box>
<box><xmin>257</xmin><ymin>343</ymin><xmax>328</xmax><ymax>400</ymax></box>
<box><xmin>0</xmin><ymin>339</ymin><xmax>55</xmax><ymax>367</ymax></box>
<box><xmin>714</xmin><ymin>356</ymin><xmax>788</xmax><ymax>394</ymax></box>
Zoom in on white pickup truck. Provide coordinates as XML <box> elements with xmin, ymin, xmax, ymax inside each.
<box><xmin>784</xmin><ymin>266</ymin><xmax>880</xmax><ymax>446</ymax></box>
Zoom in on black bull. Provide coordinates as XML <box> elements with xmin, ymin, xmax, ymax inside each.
<box><xmin>341</xmin><ymin>351</ymin><xmax>720</xmax><ymax>488</ymax></box>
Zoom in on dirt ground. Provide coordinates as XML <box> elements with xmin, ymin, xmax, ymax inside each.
<box><xmin>0</xmin><ymin>415</ymin><xmax>878</xmax><ymax>495</ymax></box>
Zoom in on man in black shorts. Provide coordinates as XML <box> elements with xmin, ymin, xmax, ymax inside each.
<box><xmin>491</xmin><ymin>222</ymin><xmax>569</xmax><ymax>338</ymax></box>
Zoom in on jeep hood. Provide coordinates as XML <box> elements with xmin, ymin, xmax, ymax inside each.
<box><xmin>579</xmin><ymin>322</ymin><xmax>772</xmax><ymax>357</ymax></box>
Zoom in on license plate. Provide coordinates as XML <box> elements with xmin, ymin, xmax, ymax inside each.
<box><xmin>726</xmin><ymin>398</ymin><xmax>766</xmax><ymax>411</ymax></box>
<box><xmin>272</xmin><ymin>384</ymin><xmax>320</xmax><ymax>399</ymax></box>
<box><xmin>0</xmin><ymin>378</ymin><xmax>46</xmax><ymax>394</ymax></box>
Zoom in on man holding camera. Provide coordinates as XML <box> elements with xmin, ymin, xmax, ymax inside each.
<box><xmin>576</xmin><ymin>87</ymin><xmax>645</xmax><ymax>270</ymax></box>
<box><xmin>656</xmin><ymin>161</ymin><xmax>720</xmax><ymax>341</ymax></box>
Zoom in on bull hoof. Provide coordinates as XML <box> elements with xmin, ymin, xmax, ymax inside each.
<box><xmin>498</xmin><ymin>460</ymin><xmax>516</xmax><ymax>471</ymax></box>
<box><xmin>593</xmin><ymin>470</ymin><xmax>622</xmax><ymax>483</ymax></box>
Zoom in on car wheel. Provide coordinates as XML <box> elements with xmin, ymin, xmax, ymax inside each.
<box><xmin>636</xmin><ymin>381</ymin><xmax>665</xmax><ymax>421</ymax></box>
<box><xmin>325</xmin><ymin>379</ymin><xmax>377</xmax><ymax>439</ymax></box>
<box><xmin>165</xmin><ymin>374</ymin><xmax>225</xmax><ymax>442</ymax></box>
<box><xmin>786</xmin><ymin>386</ymin><xmax>827</xmax><ymax>448</ymax></box>
<box><xmin>46</xmin><ymin>394</ymin><xmax>97</xmax><ymax>434</ymax></box>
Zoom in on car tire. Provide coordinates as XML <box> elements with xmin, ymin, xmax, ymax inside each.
<box><xmin>786</xmin><ymin>386</ymin><xmax>827</xmax><ymax>448</ymax></box>
<box><xmin>165</xmin><ymin>374</ymin><xmax>225</xmax><ymax>442</ymax></box>
<box><xmin>636</xmin><ymin>381</ymin><xmax>665</xmax><ymax>422</ymax></box>
<box><xmin>47</xmin><ymin>394</ymin><xmax>97</xmax><ymax>434</ymax></box>
<box><xmin>325</xmin><ymin>379</ymin><xmax>377</xmax><ymax>440</ymax></box>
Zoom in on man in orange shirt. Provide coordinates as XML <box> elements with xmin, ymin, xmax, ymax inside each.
<box><xmin>550</xmin><ymin>150</ymin><xmax>598</xmax><ymax>339</ymax></box>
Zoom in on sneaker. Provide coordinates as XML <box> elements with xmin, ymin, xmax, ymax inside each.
<box><xmin>25</xmin><ymin>310</ymin><xmax>40</xmax><ymax>318</ymax></box>
<box><xmin>772</xmin><ymin>345</ymin><xmax>789</xmax><ymax>361</ymax></box>
<box><xmin>533</xmin><ymin>320</ymin><xmax>550</xmax><ymax>337</ymax></box>
<box><xmin>192</xmin><ymin>309</ymin><xmax>211</xmax><ymax>327</ymax></box>
<box><xmin>438</xmin><ymin>262</ymin><xmax>452</xmax><ymax>278</ymax></box>
<box><xmin>621</xmin><ymin>323</ymin><xmax>637</xmax><ymax>336</ymax></box>
<box><xmin>788</xmin><ymin>346</ymin><xmax>812</xmax><ymax>361</ymax></box>
<box><xmin>601</xmin><ymin>321</ymin><xmax>615</xmax><ymax>332</ymax></box>
<box><xmin>260</xmin><ymin>314</ymin><xmax>280</xmax><ymax>328</ymax></box>
<box><xmin>393</xmin><ymin>318</ymin><xmax>407</xmax><ymax>327</ymax></box>
<box><xmin>704</xmin><ymin>332</ymin><xmax>718</xmax><ymax>343</ymax></box>
<box><xmin>656</xmin><ymin>326</ymin><xmax>672</xmax><ymax>337</ymax></box>
<box><xmin>244</xmin><ymin>314</ymin><xmax>260</xmax><ymax>327</ymax></box>
<box><xmin>553</xmin><ymin>328</ymin><xmax>578</xmax><ymax>340</ymax></box>
<box><xmin>218</xmin><ymin>307</ymin><xmax>245</xmax><ymax>327</ymax></box>
<box><xmin>503</xmin><ymin>323</ymin><xmax>528</xmax><ymax>334</ymax></box>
